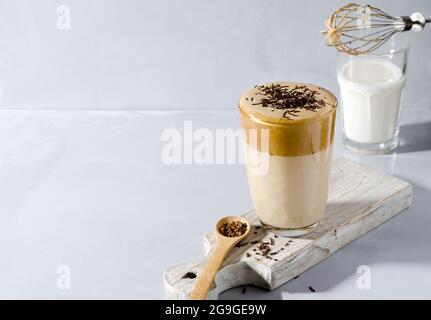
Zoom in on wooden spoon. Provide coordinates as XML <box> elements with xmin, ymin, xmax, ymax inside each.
<box><xmin>190</xmin><ymin>216</ymin><xmax>251</xmax><ymax>300</ymax></box>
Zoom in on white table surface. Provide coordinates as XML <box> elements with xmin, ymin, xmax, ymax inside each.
<box><xmin>0</xmin><ymin>107</ymin><xmax>430</xmax><ymax>299</ymax></box>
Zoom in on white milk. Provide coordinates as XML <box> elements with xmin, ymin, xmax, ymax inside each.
<box><xmin>337</xmin><ymin>58</ymin><xmax>405</xmax><ymax>144</ymax></box>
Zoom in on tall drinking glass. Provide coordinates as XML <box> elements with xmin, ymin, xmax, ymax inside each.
<box><xmin>337</xmin><ymin>37</ymin><xmax>408</xmax><ymax>154</ymax></box>
<box><xmin>239</xmin><ymin>82</ymin><xmax>337</xmax><ymax>237</ymax></box>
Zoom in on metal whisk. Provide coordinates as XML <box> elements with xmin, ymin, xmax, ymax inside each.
<box><xmin>322</xmin><ymin>3</ymin><xmax>430</xmax><ymax>55</ymax></box>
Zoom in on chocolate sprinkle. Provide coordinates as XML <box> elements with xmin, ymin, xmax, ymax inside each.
<box><xmin>250</xmin><ymin>83</ymin><xmax>326</xmax><ymax>119</ymax></box>
<box><xmin>257</xmin><ymin>242</ymin><xmax>272</xmax><ymax>257</ymax></box>
<box><xmin>235</xmin><ymin>241</ymin><xmax>248</xmax><ymax>248</ymax></box>
<box><xmin>181</xmin><ymin>272</ymin><xmax>197</xmax><ymax>279</ymax></box>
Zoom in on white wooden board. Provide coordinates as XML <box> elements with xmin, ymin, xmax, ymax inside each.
<box><xmin>164</xmin><ymin>158</ymin><xmax>412</xmax><ymax>300</ymax></box>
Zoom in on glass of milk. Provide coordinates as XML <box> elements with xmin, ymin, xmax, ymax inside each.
<box><xmin>337</xmin><ymin>37</ymin><xmax>408</xmax><ymax>154</ymax></box>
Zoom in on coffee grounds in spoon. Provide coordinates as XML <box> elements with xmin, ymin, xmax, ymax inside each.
<box><xmin>219</xmin><ymin>221</ymin><xmax>247</xmax><ymax>237</ymax></box>
<box><xmin>251</xmin><ymin>83</ymin><xmax>326</xmax><ymax>119</ymax></box>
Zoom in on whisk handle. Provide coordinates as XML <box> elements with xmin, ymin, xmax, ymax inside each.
<box><xmin>401</xmin><ymin>14</ymin><xmax>430</xmax><ymax>32</ymax></box>
<box><xmin>401</xmin><ymin>16</ymin><xmax>415</xmax><ymax>31</ymax></box>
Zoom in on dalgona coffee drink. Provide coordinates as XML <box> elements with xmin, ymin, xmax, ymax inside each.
<box><xmin>239</xmin><ymin>82</ymin><xmax>337</xmax><ymax>236</ymax></box>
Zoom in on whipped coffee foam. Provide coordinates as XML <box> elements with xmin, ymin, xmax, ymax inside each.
<box><xmin>239</xmin><ymin>82</ymin><xmax>337</xmax><ymax>124</ymax></box>
<box><xmin>239</xmin><ymin>82</ymin><xmax>337</xmax><ymax>157</ymax></box>
<box><xmin>338</xmin><ymin>58</ymin><xmax>405</xmax><ymax>144</ymax></box>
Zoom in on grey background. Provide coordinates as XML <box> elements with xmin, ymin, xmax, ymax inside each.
<box><xmin>0</xmin><ymin>0</ymin><xmax>430</xmax><ymax>299</ymax></box>
<box><xmin>0</xmin><ymin>0</ymin><xmax>430</xmax><ymax>110</ymax></box>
